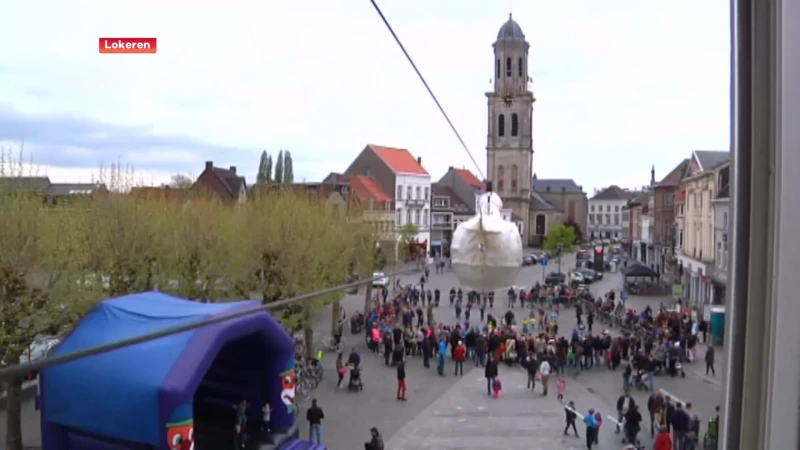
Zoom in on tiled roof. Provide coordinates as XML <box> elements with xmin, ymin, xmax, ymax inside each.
<box><xmin>432</xmin><ymin>184</ymin><xmax>473</xmax><ymax>215</ymax></box>
<box><xmin>130</xmin><ymin>186</ymin><xmax>191</xmax><ymax>202</ymax></box>
<box><xmin>693</xmin><ymin>150</ymin><xmax>730</xmax><ymax>172</ymax></box>
<box><xmin>212</xmin><ymin>167</ymin><xmax>246</xmax><ymax>197</ymax></box>
<box><xmin>628</xmin><ymin>190</ymin><xmax>652</xmax><ymax>206</ymax></box>
<box><xmin>532</xmin><ymin>177</ymin><xmax>583</xmax><ymax>193</ymax></box>
<box><xmin>590</xmin><ymin>185</ymin><xmax>634</xmax><ymax>201</ymax></box>
<box><xmin>0</xmin><ymin>176</ymin><xmax>52</xmax><ymax>193</ymax></box>
<box><xmin>368</xmin><ymin>145</ymin><xmax>428</xmax><ymax>175</ymax></box>
<box><xmin>529</xmin><ymin>191</ymin><xmax>554</xmax><ymax>210</ymax></box>
<box><xmin>454</xmin><ymin>168</ymin><xmax>485</xmax><ymax>190</ymax></box>
<box><xmin>349</xmin><ymin>175</ymin><xmax>391</xmax><ymax>202</ymax></box>
<box><xmin>656</xmin><ymin>159</ymin><xmax>690</xmax><ymax>187</ymax></box>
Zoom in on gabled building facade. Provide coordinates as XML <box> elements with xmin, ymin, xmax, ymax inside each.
<box><xmin>531</xmin><ymin>177</ymin><xmax>588</xmax><ymax>245</ymax></box>
<box><xmin>588</xmin><ymin>185</ymin><xmax>635</xmax><ymax>240</ymax></box>
<box><xmin>653</xmin><ymin>159</ymin><xmax>690</xmax><ymax>278</ymax></box>
<box><xmin>708</xmin><ymin>162</ymin><xmax>730</xmax><ymax>305</ymax></box>
<box><xmin>430</xmin><ymin>184</ymin><xmax>473</xmax><ymax>257</ymax></box>
<box><xmin>676</xmin><ymin>150</ymin><xmax>730</xmax><ymax>305</ymax></box>
<box><xmin>193</xmin><ymin>161</ymin><xmax>247</xmax><ymax>204</ymax></box>
<box><xmin>344</xmin><ymin>144</ymin><xmax>431</xmax><ymax>254</ymax></box>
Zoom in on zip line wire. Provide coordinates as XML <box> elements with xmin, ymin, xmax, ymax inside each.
<box><xmin>0</xmin><ymin>269</ymin><xmax>418</xmax><ymax>380</ymax></box>
<box><xmin>369</xmin><ymin>0</ymin><xmax>485</xmax><ymax>180</ymax></box>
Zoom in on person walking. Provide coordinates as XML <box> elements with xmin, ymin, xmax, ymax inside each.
<box><xmin>396</xmin><ymin>360</ymin><xmax>407</xmax><ymax>401</ymax></box>
<box><xmin>454</xmin><ymin>341</ymin><xmax>466</xmax><ymax>376</ymax></box>
<box><xmin>539</xmin><ymin>358</ymin><xmax>551</xmax><ymax>396</ymax></box>
<box><xmin>485</xmin><ymin>355</ymin><xmax>499</xmax><ymax>396</ymax></box>
<box><xmin>583</xmin><ymin>408</ymin><xmax>599</xmax><ymax>449</ymax></box>
<box><xmin>306</xmin><ymin>399</ymin><xmax>324</xmax><ymax>444</ymax></box>
<box><xmin>564</xmin><ymin>401</ymin><xmax>579</xmax><ymax>437</ymax></box>
<box><xmin>705</xmin><ymin>346</ymin><xmax>716</xmax><ymax>376</ymax></box>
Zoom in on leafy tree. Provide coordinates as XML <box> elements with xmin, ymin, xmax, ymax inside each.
<box><xmin>257</xmin><ymin>151</ymin><xmax>271</xmax><ymax>184</ymax></box>
<box><xmin>234</xmin><ymin>190</ymin><xmax>366</xmax><ymax>357</ymax></box>
<box><xmin>83</xmin><ymin>168</ymin><xmax>174</xmax><ymax>297</ymax></box>
<box><xmin>544</xmin><ymin>224</ymin><xmax>578</xmax><ymax>255</ymax></box>
<box><xmin>265</xmin><ymin>154</ymin><xmax>273</xmax><ymax>183</ymax></box>
<box><xmin>397</xmin><ymin>223</ymin><xmax>419</xmax><ymax>262</ymax></box>
<box><xmin>0</xmin><ymin>149</ymin><xmax>89</xmax><ymax>450</ymax></box>
<box><xmin>163</xmin><ymin>197</ymin><xmax>238</xmax><ymax>302</ymax></box>
<box><xmin>169</xmin><ymin>174</ymin><xmax>193</xmax><ymax>189</ymax></box>
<box><xmin>563</xmin><ymin>218</ymin><xmax>584</xmax><ymax>243</ymax></box>
<box><xmin>283</xmin><ymin>151</ymin><xmax>294</xmax><ymax>184</ymax></box>
<box><xmin>273</xmin><ymin>150</ymin><xmax>284</xmax><ymax>184</ymax></box>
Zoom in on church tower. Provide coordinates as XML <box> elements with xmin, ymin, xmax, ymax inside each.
<box><xmin>486</xmin><ymin>14</ymin><xmax>534</xmax><ymax>237</ymax></box>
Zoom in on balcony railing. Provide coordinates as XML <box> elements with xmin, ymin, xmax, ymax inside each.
<box><xmin>431</xmin><ymin>221</ymin><xmax>453</xmax><ymax>230</ymax></box>
<box><xmin>405</xmin><ymin>199</ymin><xmax>426</xmax><ymax>207</ymax></box>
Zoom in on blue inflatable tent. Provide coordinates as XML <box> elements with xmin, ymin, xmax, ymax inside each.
<box><xmin>39</xmin><ymin>292</ymin><xmax>295</xmax><ymax>450</ymax></box>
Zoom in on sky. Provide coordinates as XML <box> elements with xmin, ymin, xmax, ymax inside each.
<box><xmin>0</xmin><ymin>0</ymin><xmax>730</xmax><ymax>192</ymax></box>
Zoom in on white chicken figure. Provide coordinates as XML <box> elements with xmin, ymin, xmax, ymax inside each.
<box><xmin>450</xmin><ymin>190</ymin><xmax>523</xmax><ymax>290</ymax></box>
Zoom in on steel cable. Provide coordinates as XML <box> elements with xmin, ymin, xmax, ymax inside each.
<box><xmin>0</xmin><ymin>268</ymin><xmax>418</xmax><ymax>380</ymax></box>
<box><xmin>369</xmin><ymin>0</ymin><xmax>485</xmax><ymax>180</ymax></box>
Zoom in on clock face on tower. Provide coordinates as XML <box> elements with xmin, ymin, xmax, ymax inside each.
<box><xmin>502</xmin><ymin>93</ymin><xmax>514</xmax><ymax>106</ymax></box>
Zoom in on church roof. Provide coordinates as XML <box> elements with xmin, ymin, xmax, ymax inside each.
<box><xmin>529</xmin><ymin>191</ymin><xmax>555</xmax><ymax>210</ymax></box>
<box><xmin>532</xmin><ymin>178</ymin><xmax>583</xmax><ymax>194</ymax></box>
<box><xmin>497</xmin><ymin>13</ymin><xmax>526</xmax><ymax>42</ymax></box>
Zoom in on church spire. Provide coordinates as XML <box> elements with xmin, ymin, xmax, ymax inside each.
<box><xmin>650</xmin><ymin>165</ymin><xmax>655</xmax><ymax>186</ymax></box>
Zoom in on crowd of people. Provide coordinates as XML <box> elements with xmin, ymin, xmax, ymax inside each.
<box><xmin>337</xmin><ymin>264</ymin><xmax>718</xmax><ymax>450</ymax></box>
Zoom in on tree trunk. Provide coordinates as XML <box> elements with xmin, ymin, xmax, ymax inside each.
<box><xmin>363</xmin><ymin>283</ymin><xmax>372</xmax><ymax>319</ymax></box>
<box><xmin>4</xmin><ymin>370</ymin><xmax>23</xmax><ymax>450</ymax></box>
<box><xmin>331</xmin><ymin>300</ymin><xmax>340</xmax><ymax>337</ymax></box>
<box><xmin>303</xmin><ymin>307</ymin><xmax>314</xmax><ymax>361</ymax></box>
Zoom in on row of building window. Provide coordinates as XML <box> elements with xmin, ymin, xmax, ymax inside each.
<box><xmin>396</xmin><ymin>208</ymin><xmax>429</xmax><ymax>227</ymax></box>
<box><xmin>396</xmin><ymin>185</ymin><xmax>430</xmax><ymax>201</ymax></box>
<box><xmin>590</xmin><ymin>204</ymin><xmax>620</xmax><ymax>213</ymax></box>
<box><xmin>497</xmin><ymin>114</ymin><xmax>519</xmax><ymax>137</ymax></box>
<box><xmin>588</xmin><ymin>213</ymin><xmax>620</xmax><ymax>226</ymax></box>
<box><xmin>495</xmin><ymin>164</ymin><xmax>519</xmax><ymax>192</ymax></box>
<box><xmin>495</xmin><ymin>57</ymin><xmax>524</xmax><ymax>79</ymax></box>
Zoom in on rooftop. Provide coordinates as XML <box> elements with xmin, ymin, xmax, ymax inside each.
<box><xmin>496</xmin><ymin>13</ymin><xmax>526</xmax><ymax>42</ymax></box>
<box><xmin>590</xmin><ymin>185</ymin><xmax>634</xmax><ymax>201</ymax></box>
<box><xmin>693</xmin><ymin>150</ymin><xmax>730</xmax><ymax>172</ymax></box>
<box><xmin>532</xmin><ymin>177</ymin><xmax>583</xmax><ymax>194</ymax></box>
<box><xmin>347</xmin><ymin>175</ymin><xmax>391</xmax><ymax>202</ymax></box>
<box><xmin>453</xmin><ymin>168</ymin><xmax>485</xmax><ymax>190</ymax></box>
<box><xmin>368</xmin><ymin>144</ymin><xmax>428</xmax><ymax>175</ymax></box>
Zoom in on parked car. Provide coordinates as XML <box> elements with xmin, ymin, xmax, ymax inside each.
<box><xmin>568</xmin><ymin>271</ymin><xmax>586</xmax><ymax>286</ymax></box>
<box><xmin>545</xmin><ymin>272</ymin><xmax>566</xmax><ymax>285</ymax></box>
<box><xmin>576</xmin><ymin>249</ymin><xmax>591</xmax><ymax>260</ymax></box>
<box><xmin>371</xmin><ymin>272</ymin><xmax>388</xmax><ymax>288</ymax></box>
<box><xmin>522</xmin><ymin>256</ymin><xmax>536</xmax><ymax>266</ymax></box>
<box><xmin>578</xmin><ymin>268</ymin><xmax>599</xmax><ymax>282</ymax></box>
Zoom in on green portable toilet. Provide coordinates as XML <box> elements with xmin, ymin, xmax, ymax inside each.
<box><xmin>710</xmin><ymin>307</ymin><xmax>726</xmax><ymax>346</ymax></box>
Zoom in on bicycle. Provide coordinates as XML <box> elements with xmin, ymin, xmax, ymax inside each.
<box><xmin>296</xmin><ymin>358</ymin><xmax>323</xmax><ymax>386</ymax></box>
<box><xmin>314</xmin><ymin>335</ymin><xmax>345</xmax><ymax>356</ymax></box>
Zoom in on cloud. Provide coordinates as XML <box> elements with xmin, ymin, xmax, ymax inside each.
<box><xmin>0</xmin><ymin>0</ymin><xmax>731</xmax><ymax>192</ymax></box>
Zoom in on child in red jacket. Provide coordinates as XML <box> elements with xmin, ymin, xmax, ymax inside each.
<box><xmin>654</xmin><ymin>427</ymin><xmax>672</xmax><ymax>450</ymax></box>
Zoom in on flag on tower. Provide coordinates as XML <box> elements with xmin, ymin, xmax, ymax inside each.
<box><xmin>527</xmin><ymin>76</ymin><xmax>533</xmax><ymax>83</ymax></box>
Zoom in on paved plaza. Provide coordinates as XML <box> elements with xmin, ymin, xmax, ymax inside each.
<box><xmin>0</xmin><ymin>253</ymin><xmax>725</xmax><ymax>449</ymax></box>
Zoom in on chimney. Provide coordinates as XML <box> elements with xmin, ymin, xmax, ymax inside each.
<box><xmin>205</xmin><ymin>161</ymin><xmax>213</xmax><ymax>170</ymax></box>
<box><xmin>229</xmin><ymin>166</ymin><xmax>237</xmax><ymax>174</ymax></box>
<box><xmin>650</xmin><ymin>165</ymin><xmax>655</xmax><ymax>186</ymax></box>
<box><xmin>417</xmin><ymin>157</ymin><xmax>422</xmax><ymax>165</ymax></box>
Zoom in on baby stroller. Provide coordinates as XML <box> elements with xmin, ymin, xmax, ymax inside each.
<box><xmin>634</xmin><ymin>370</ymin><xmax>649</xmax><ymax>391</ymax></box>
<box><xmin>350</xmin><ymin>313</ymin><xmax>365</xmax><ymax>334</ymax></box>
<box><xmin>348</xmin><ymin>366</ymin><xmax>363</xmax><ymax>392</ymax></box>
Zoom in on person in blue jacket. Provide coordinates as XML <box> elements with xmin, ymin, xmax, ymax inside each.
<box><xmin>583</xmin><ymin>408</ymin><xmax>599</xmax><ymax>449</ymax></box>
<box><xmin>437</xmin><ymin>339</ymin><xmax>447</xmax><ymax>376</ymax></box>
